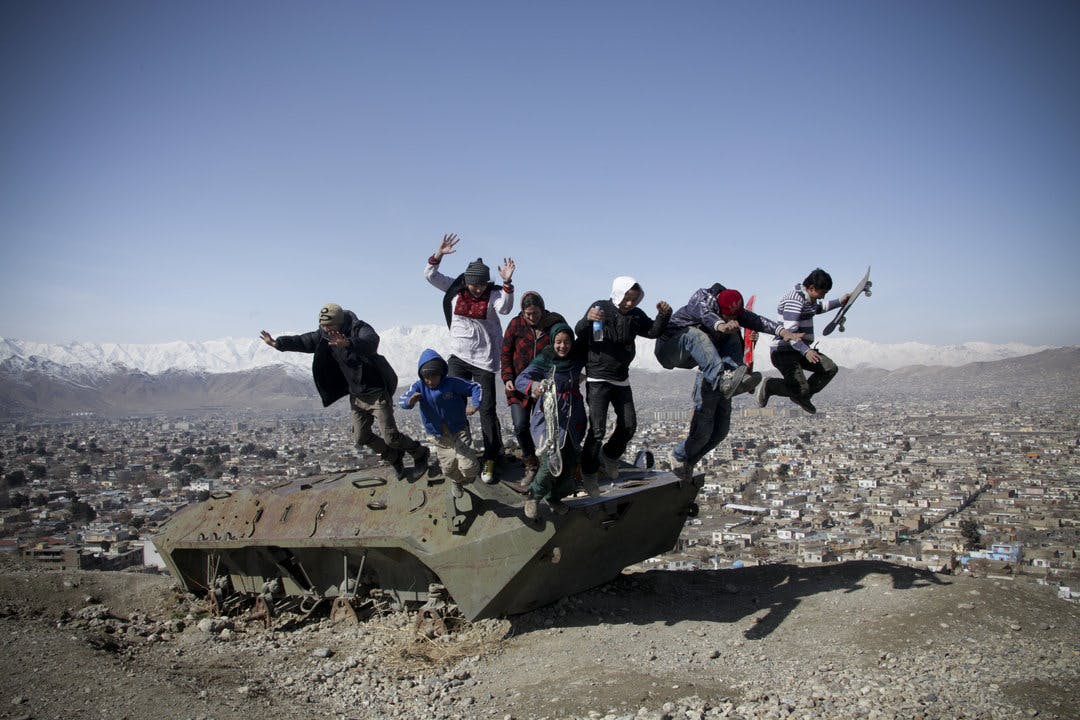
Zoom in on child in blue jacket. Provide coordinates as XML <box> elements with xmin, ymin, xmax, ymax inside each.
<box><xmin>399</xmin><ymin>349</ymin><xmax>483</xmax><ymax>497</ymax></box>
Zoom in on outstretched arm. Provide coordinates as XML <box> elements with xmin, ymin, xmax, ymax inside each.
<box><xmin>425</xmin><ymin>233</ymin><xmax>459</xmax><ymax>291</ymax></box>
<box><xmin>493</xmin><ymin>257</ymin><xmax>516</xmax><ymax>314</ymax></box>
<box><xmin>639</xmin><ymin>300</ymin><xmax>672</xmax><ymax>339</ymax></box>
<box><xmin>264</xmin><ymin>329</ymin><xmax>321</xmax><ymax>353</ymax></box>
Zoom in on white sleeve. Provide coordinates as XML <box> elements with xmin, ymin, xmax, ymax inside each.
<box><xmin>493</xmin><ymin>288</ymin><xmax>514</xmax><ymax>315</ymax></box>
<box><xmin>424</xmin><ymin>260</ymin><xmax>453</xmax><ymax>292</ymax></box>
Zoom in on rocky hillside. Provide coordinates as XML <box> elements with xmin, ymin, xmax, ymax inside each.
<box><xmin>0</xmin><ymin>561</ymin><xmax>1076</xmax><ymax>720</ymax></box>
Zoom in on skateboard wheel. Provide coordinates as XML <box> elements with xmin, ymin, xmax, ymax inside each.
<box><xmin>865</xmin><ymin>290</ymin><xmax>872</xmax><ymax>297</ymax></box>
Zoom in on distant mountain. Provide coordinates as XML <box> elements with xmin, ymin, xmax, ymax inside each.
<box><xmin>0</xmin><ymin>332</ymin><xmax>1074</xmax><ymax>418</ymax></box>
<box><xmin>0</xmin><ymin>329</ymin><xmax>1056</xmax><ymax>376</ymax></box>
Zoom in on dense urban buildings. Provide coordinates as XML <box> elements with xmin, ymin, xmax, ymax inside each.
<box><xmin>2</xmin><ymin>381</ymin><xmax>1077</xmax><ymax>602</ymax></box>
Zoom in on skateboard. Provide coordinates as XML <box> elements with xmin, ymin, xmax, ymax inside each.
<box><xmin>743</xmin><ymin>294</ymin><xmax>757</xmax><ymax>369</ymax></box>
<box><xmin>822</xmin><ymin>266</ymin><xmax>872</xmax><ymax>336</ymax></box>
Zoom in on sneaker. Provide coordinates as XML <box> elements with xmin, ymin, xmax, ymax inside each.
<box><xmin>717</xmin><ymin>365</ymin><xmax>748</xmax><ymax>399</ymax></box>
<box><xmin>670</xmin><ymin>452</ymin><xmax>693</xmax><ymax>481</ymax></box>
<box><xmin>734</xmin><ymin>371</ymin><xmax>762</xmax><ymax>396</ymax></box>
<box><xmin>601</xmin><ymin>454</ymin><xmax>620</xmax><ymax>480</ymax></box>
<box><xmin>523</xmin><ymin>497</ymin><xmax>539</xmax><ymax>520</ymax></box>
<box><xmin>793</xmin><ymin>396</ymin><xmax>817</xmax><ymax>414</ymax></box>
<box><xmin>451</xmin><ymin>481</ymin><xmax>464</xmax><ymax>498</ymax></box>
<box><xmin>582</xmin><ymin>473</ymin><xmax>601</xmax><ymax>498</ymax></box>
<box><xmin>755</xmin><ymin>376</ymin><xmax>770</xmax><ymax>408</ymax></box>
<box><xmin>412</xmin><ymin>445</ymin><xmax>430</xmax><ymax>468</ymax></box>
<box><xmin>480</xmin><ymin>459</ymin><xmax>497</xmax><ymax>484</ymax></box>
<box><xmin>548</xmin><ymin>499</ymin><xmax>569</xmax><ymax>515</ymax></box>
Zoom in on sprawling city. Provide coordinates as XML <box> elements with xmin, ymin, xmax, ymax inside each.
<box><xmin>4</xmin><ymin>375</ymin><xmax>1077</xmax><ymax>599</ymax></box>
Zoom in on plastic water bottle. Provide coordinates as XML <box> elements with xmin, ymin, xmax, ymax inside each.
<box><xmin>592</xmin><ymin>305</ymin><xmax>603</xmax><ymax>342</ymax></box>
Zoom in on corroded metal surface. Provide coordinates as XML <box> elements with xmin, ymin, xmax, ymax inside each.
<box><xmin>154</xmin><ymin>461</ymin><xmax>701</xmax><ymax>620</ymax></box>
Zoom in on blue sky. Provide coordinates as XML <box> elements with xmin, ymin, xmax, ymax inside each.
<box><xmin>2</xmin><ymin>1</ymin><xmax>1078</xmax><ymax>345</ymax></box>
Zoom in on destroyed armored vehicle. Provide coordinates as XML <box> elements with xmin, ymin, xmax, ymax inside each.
<box><xmin>153</xmin><ymin>457</ymin><xmax>702</xmax><ymax>622</ymax></box>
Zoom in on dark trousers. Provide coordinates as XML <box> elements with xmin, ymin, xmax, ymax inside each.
<box><xmin>767</xmin><ymin>350</ymin><xmax>838</xmax><ymax>400</ymax></box>
<box><xmin>581</xmin><ymin>381</ymin><xmax>636</xmax><ymax>474</ymax></box>
<box><xmin>509</xmin><ymin>402</ymin><xmax>536</xmax><ymax>459</ymax></box>
<box><xmin>350</xmin><ymin>390</ymin><xmax>420</xmax><ymax>461</ymax></box>
<box><xmin>675</xmin><ymin>378</ymin><xmax>731</xmax><ymax>467</ymax></box>
<box><xmin>530</xmin><ymin>443</ymin><xmax>580</xmax><ymax>502</ymax></box>
<box><xmin>447</xmin><ymin>356</ymin><xmax>503</xmax><ymax>461</ymax></box>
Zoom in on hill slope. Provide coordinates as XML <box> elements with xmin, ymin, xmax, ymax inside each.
<box><xmin>0</xmin><ymin>562</ymin><xmax>1075</xmax><ymax>719</ymax></box>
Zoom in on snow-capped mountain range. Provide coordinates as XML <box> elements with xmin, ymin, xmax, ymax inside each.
<box><xmin>0</xmin><ymin>328</ymin><xmax>1055</xmax><ymax>377</ymax></box>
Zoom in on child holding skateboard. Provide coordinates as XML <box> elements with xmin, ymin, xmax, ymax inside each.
<box><xmin>756</xmin><ymin>268</ymin><xmax>850</xmax><ymax>414</ymax></box>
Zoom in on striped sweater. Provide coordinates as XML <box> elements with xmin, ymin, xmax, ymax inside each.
<box><xmin>770</xmin><ymin>284</ymin><xmax>843</xmax><ymax>355</ymax></box>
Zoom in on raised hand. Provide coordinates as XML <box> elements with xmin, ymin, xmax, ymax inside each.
<box><xmin>324</xmin><ymin>327</ymin><xmax>349</xmax><ymax>347</ymax></box>
<box><xmin>498</xmin><ymin>257</ymin><xmax>515</xmax><ymax>283</ymax></box>
<box><xmin>656</xmin><ymin>300</ymin><xmax>671</xmax><ymax>316</ymax></box>
<box><xmin>435</xmin><ymin>233</ymin><xmax>459</xmax><ymax>260</ymax></box>
<box><xmin>259</xmin><ymin>330</ymin><xmax>277</xmax><ymax>348</ymax></box>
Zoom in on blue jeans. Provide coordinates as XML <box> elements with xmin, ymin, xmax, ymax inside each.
<box><xmin>673</xmin><ymin>377</ymin><xmax>732</xmax><ymax>467</ymax></box>
<box><xmin>654</xmin><ymin>328</ymin><xmax>742</xmax><ymax>387</ymax></box>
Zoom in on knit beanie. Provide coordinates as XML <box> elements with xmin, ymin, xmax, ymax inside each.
<box><xmin>463</xmin><ymin>258</ymin><xmax>490</xmax><ymax>285</ymax></box>
<box><xmin>318</xmin><ymin>303</ymin><xmax>345</xmax><ymax>327</ymax></box>
<box><xmin>717</xmin><ymin>289</ymin><xmax>744</xmax><ymax>317</ymax></box>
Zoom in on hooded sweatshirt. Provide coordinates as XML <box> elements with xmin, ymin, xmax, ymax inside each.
<box><xmin>573</xmin><ymin>276</ymin><xmax>669</xmax><ymax>383</ymax></box>
<box><xmin>398</xmin><ymin>349</ymin><xmax>482</xmax><ymax>437</ymax></box>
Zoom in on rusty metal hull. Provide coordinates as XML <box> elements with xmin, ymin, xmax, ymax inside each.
<box><xmin>153</xmin><ymin>465</ymin><xmax>701</xmax><ymax>620</ymax></box>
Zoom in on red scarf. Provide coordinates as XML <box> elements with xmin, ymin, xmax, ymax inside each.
<box><xmin>454</xmin><ymin>289</ymin><xmax>492</xmax><ymax>320</ymax></box>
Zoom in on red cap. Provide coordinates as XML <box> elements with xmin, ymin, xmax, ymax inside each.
<box><xmin>717</xmin><ymin>289</ymin><xmax>744</xmax><ymax>317</ymax></box>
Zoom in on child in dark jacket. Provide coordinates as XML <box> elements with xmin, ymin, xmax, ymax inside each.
<box><xmin>514</xmin><ymin>323</ymin><xmax>588</xmax><ymax>520</ymax></box>
<box><xmin>399</xmin><ymin>349</ymin><xmax>483</xmax><ymax>497</ymax></box>
<box><xmin>574</xmin><ymin>276</ymin><xmax>671</xmax><ymax>492</ymax></box>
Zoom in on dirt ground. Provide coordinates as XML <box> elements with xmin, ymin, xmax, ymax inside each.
<box><xmin>1</xmin><ymin>560</ymin><xmax>1078</xmax><ymax>720</ymax></box>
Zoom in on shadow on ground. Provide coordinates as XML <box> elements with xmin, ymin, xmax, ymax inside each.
<box><xmin>512</xmin><ymin>560</ymin><xmax>949</xmax><ymax>640</ymax></box>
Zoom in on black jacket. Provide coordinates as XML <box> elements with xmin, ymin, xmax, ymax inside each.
<box><xmin>574</xmin><ymin>300</ymin><xmax>669</xmax><ymax>382</ymax></box>
<box><xmin>273</xmin><ymin>311</ymin><xmax>398</xmax><ymax>406</ymax></box>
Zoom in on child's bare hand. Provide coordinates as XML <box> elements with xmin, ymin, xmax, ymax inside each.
<box><xmin>498</xmin><ymin>258</ymin><xmax>515</xmax><ymax>283</ymax></box>
<box><xmin>435</xmin><ymin>233</ymin><xmax>459</xmax><ymax>259</ymax></box>
<box><xmin>465</xmin><ymin>405</ymin><xmax>478</xmax><ymax>416</ymax></box>
<box><xmin>324</xmin><ymin>327</ymin><xmax>349</xmax><ymax>347</ymax></box>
